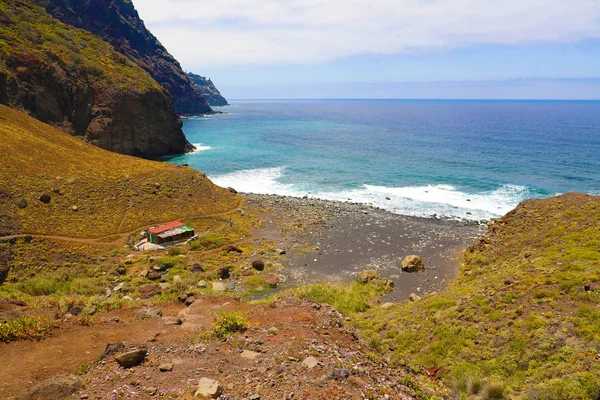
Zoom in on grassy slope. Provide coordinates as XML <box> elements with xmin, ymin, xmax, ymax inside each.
<box><xmin>0</xmin><ymin>104</ymin><xmax>238</xmax><ymax>238</ymax></box>
<box><xmin>0</xmin><ymin>0</ymin><xmax>160</xmax><ymax>92</ymax></box>
<box><xmin>358</xmin><ymin>192</ymin><xmax>600</xmax><ymax>399</ymax></box>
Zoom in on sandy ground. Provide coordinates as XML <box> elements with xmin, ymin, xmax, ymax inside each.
<box><xmin>246</xmin><ymin>194</ymin><xmax>483</xmax><ymax>301</ymax></box>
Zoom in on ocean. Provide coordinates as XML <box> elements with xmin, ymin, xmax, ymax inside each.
<box><xmin>166</xmin><ymin>99</ymin><xmax>600</xmax><ymax>221</ymax></box>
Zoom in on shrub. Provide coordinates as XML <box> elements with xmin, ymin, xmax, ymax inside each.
<box><xmin>0</xmin><ymin>316</ymin><xmax>56</xmax><ymax>342</ymax></box>
<box><xmin>211</xmin><ymin>311</ymin><xmax>248</xmax><ymax>339</ymax></box>
<box><xmin>189</xmin><ymin>232</ymin><xmax>229</xmax><ymax>251</ymax></box>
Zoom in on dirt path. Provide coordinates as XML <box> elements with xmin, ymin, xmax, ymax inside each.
<box><xmin>0</xmin><ymin>198</ymin><xmax>244</xmax><ymax>246</ymax></box>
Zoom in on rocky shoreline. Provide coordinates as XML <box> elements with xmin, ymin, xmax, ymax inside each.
<box><xmin>245</xmin><ymin>193</ymin><xmax>485</xmax><ymax>301</ymax></box>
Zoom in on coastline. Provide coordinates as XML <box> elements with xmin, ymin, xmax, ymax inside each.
<box><xmin>245</xmin><ymin>193</ymin><xmax>485</xmax><ymax>301</ymax></box>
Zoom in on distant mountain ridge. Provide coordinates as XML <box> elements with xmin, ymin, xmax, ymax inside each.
<box><xmin>35</xmin><ymin>0</ymin><xmax>213</xmax><ymax>116</ymax></box>
<box><xmin>187</xmin><ymin>72</ymin><xmax>229</xmax><ymax>106</ymax></box>
<box><xmin>0</xmin><ymin>0</ymin><xmax>193</xmax><ymax>159</ymax></box>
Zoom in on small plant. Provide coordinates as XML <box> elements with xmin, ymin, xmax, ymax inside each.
<box><xmin>211</xmin><ymin>311</ymin><xmax>248</xmax><ymax>339</ymax></box>
<box><xmin>481</xmin><ymin>382</ymin><xmax>506</xmax><ymax>400</ymax></box>
<box><xmin>0</xmin><ymin>315</ymin><xmax>56</xmax><ymax>342</ymax></box>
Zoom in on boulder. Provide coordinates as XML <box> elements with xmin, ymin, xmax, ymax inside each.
<box><xmin>197</xmin><ymin>280</ymin><xmax>207</xmax><ymax>288</ymax></box>
<box><xmin>400</xmin><ymin>255</ymin><xmax>425</xmax><ymax>272</ymax></box>
<box><xmin>185</xmin><ymin>296</ymin><xmax>196</xmax><ymax>306</ymax></box>
<box><xmin>241</xmin><ymin>350</ymin><xmax>260</xmax><ymax>360</ymax></box>
<box><xmin>408</xmin><ymin>293</ymin><xmax>421</xmax><ymax>302</ymax></box>
<box><xmin>251</xmin><ymin>259</ymin><xmax>265</xmax><ymax>271</ymax></box>
<box><xmin>147</xmin><ymin>270</ymin><xmax>161</xmax><ymax>280</ymax></box>
<box><xmin>302</xmin><ymin>356</ymin><xmax>319</xmax><ymax>369</ymax></box>
<box><xmin>16</xmin><ymin>375</ymin><xmax>83</xmax><ymax>400</ymax></box>
<box><xmin>115</xmin><ymin>348</ymin><xmax>147</xmax><ymax>368</ymax></box>
<box><xmin>162</xmin><ymin>316</ymin><xmax>182</xmax><ymax>325</ymax></box>
<box><xmin>159</xmin><ymin>363</ymin><xmax>173</xmax><ymax>372</ymax></box>
<box><xmin>218</xmin><ymin>266</ymin><xmax>232</xmax><ymax>279</ymax></box>
<box><xmin>17</xmin><ymin>199</ymin><xmax>27</xmax><ymax>209</ymax></box>
<box><xmin>356</xmin><ymin>270</ymin><xmax>380</xmax><ymax>284</ymax></box>
<box><xmin>39</xmin><ymin>193</ymin><xmax>51</xmax><ymax>204</ymax></box>
<box><xmin>212</xmin><ymin>282</ymin><xmax>225</xmax><ymax>292</ymax></box>
<box><xmin>101</xmin><ymin>342</ymin><xmax>125</xmax><ymax>359</ymax></box>
<box><xmin>265</xmin><ymin>274</ymin><xmax>279</xmax><ymax>288</ymax></box>
<box><xmin>136</xmin><ymin>308</ymin><xmax>162</xmax><ymax>319</ymax></box>
<box><xmin>138</xmin><ymin>285</ymin><xmax>161</xmax><ymax>299</ymax></box>
<box><xmin>195</xmin><ymin>377</ymin><xmax>223</xmax><ymax>398</ymax></box>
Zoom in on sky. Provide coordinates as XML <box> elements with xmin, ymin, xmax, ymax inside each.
<box><xmin>132</xmin><ymin>0</ymin><xmax>600</xmax><ymax>99</ymax></box>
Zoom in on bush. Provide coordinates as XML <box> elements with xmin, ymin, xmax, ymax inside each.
<box><xmin>189</xmin><ymin>233</ymin><xmax>229</xmax><ymax>251</ymax></box>
<box><xmin>211</xmin><ymin>311</ymin><xmax>248</xmax><ymax>339</ymax></box>
<box><xmin>0</xmin><ymin>316</ymin><xmax>56</xmax><ymax>342</ymax></box>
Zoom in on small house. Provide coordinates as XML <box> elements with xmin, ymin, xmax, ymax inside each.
<box><xmin>147</xmin><ymin>221</ymin><xmax>195</xmax><ymax>245</ymax></box>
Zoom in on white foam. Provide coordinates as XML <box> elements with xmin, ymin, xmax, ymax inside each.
<box><xmin>210</xmin><ymin>167</ymin><xmax>296</xmax><ymax>195</ymax></box>
<box><xmin>210</xmin><ymin>166</ymin><xmax>533</xmax><ymax>220</ymax></box>
<box><xmin>191</xmin><ymin>143</ymin><xmax>212</xmax><ymax>153</ymax></box>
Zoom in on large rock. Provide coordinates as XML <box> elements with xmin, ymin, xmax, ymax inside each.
<box><xmin>136</xmin><ymin>308</ymin><xmax>162</xmax><ymax>319</ymax></box>
<box><xmin>356</xmin><ymin>270</ymin><xmax>380</xmax><ymax>284</ymax></box>
<box><xmin>400</xmin><ymin>255</ymin><xmax>425</xmax><ymax>272</ymax></box>
<box><xmin>138</xmin><ymin>285</ymin><xmax>161</xmax><ymax>299</ymax></box>
<box><xmin>16</xmin><ymin>375</ymin><xmax>83</xmax><ymax>400</ymax></box>
<box><xmin>195</xmin><ymin>377</ymin><xmax>223</xmax><ymax>398</ymax></box>
<box><xmin>251</xmin><ymin>259</ymin><xmax>265</xmax><ymax>271</ymax></box>
<box><xmin>115</xmin><ymin>348</ymin><xmax>147</xmax><ymax>368</ymax></box>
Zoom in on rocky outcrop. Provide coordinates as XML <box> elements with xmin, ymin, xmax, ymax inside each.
<box><xmin>0</xmin><ymin>1</ymin><xmax>193</xmax><ymax>158</ymax></box>
<box><xmin>187</xmin><ymin>73</ymin><xmax>229</xmax><ymax>106</ymax></box>
<box><xmin>36</xmin><ymin>0</ymin><xmax>212</xmax><ymax>115</ymax></box>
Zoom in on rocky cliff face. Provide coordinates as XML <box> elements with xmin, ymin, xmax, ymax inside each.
<box><xmin>0</xmin><ymin>0</ymin><xmax>193</xmax><ymax>158</ymax></box>
<box><xmin>187</xmin><ymin>73</ymin><xmax>229</xmax><ymax>107</ymax></box>
<box><xmin>36</xmin><ymin>0</ymin><xmax>213</xmax><ymax>116</ymax></box>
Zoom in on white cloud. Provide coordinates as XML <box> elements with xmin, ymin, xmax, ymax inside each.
<box><xmin>132</xmin><ymin>0</ymin><xmax>600</xmax><ymax>68</ymax></box>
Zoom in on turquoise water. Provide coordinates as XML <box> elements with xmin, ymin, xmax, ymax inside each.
<box><xmin>166</xmin><ymin>99</ymin><xmax>600</xmax><ymax>221</ymax></box>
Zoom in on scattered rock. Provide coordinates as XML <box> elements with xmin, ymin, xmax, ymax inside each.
<box><xmin>212</xmin><ymin>282</ymin><xmax>225</xmax><ymax>292</ymax></box>
<box><xmin>162</xmin><ymin>316</ymin><xmax>182</xmax><ymax>325</ymax></box>
<box><xmin>504</xmin><ymin>278</ymin><xmax>513</xmax><ymax>285</ymax></box>
<box><xmin>268</xmin><ymin>326</ymin><xmax>279</xmax><ymax>335</ymax></box>
<box><xmin>190</xmin><ymin>263</ymin><xmax>204</xmax><ymax>272</ymax></box>
<box><xmin>347</xmin><ymin>375</ymin><xmax>368</xmax><ymax>388</ymax></box>
<box><xmin>265</xmin><ymin>274</ymin><xmax>279</xmax><ymax>288</ymax></box>
<box><xmin>159</xmin><ymin>363</ymin><xmax>173</xmax><ymax>372</ymax></box>
<box><xmin>185</xmin><ymin>296</ymin><xmax>196</xmax><ymax>306</ymax></box>
<box><xmin>408</xmin><ymin>293</ymin><xmax>421</xmax><ymax>302</ymax></box>
<box><xmin>217</xmin><ymin>266</ymin><xmax>232</xmax><ymax>279</ymax></box>
<box><xmin>252</xmin><ymin>259</ymin><xmax>265</xmax><ymax>271</ymax></box>
<box><xmin>400</xmin><ymin>255</ymin><xmax>425</xmax><ymax>272</ymax></box>
<box><xmin>115</xmin><ymin>348</ymin><xmax>147</xmax><ymax>368</ymax></box>
<box><xmin>241</xmin><ymin>350</ymin><xmax>260</xmax><ymax>360</ymax></box>
<box><xmin>39</xmin><ymin>193</ymin><xmax>51</xmax><ymax>204</ymax></box>
<box><xmin>225</xmin><ymin>245</ymin><xmax>242</xmax><ymax>253</ymax></box>
<box><xmin>15</xmin><ymin>375</ymin><xmax>83</xmax><ymax>400</ymax></box>
<box><xmin>197</xmin><ymin>280</ymin><xmax>207</xmax><ymax>288</ymax></box>
<box><xmin>136</xmin><ymin>308</ymin><xmax>163</xmax><ymax>319</ymax></box>
<box><xmin>329</xmin><ymin>368</ymin><xmax>350</xmax><ymax>380</ymax></box>
<box><xmin>227</xmin><ymin>282</ymin><xmax>237</xmax><ymax>291</ymax></box>
<box><xmin>17</xmin><ymin>199</ymin><xmax>27</xmax><ymax>209</ymax></box>
<box><xmin>250</xmin><ymin>395</ymin><xmax>261</xmax><ymax>400</ymax></box>
<box><xmin>147</xmin><ymin>270</ymin><xmax>161</xmax><ymax>281</ymax></box>
<box><xmin>178</xmin><ymin>294</ymin><xmax>189</xmax><ymax>303</ymax></box>
<box><xmin>356</xmin><ymin>270</ymin><xmax>380</xmax><ymax>284</ymax></box>
<box><xmin>302</xmin><ymin>356</ymin><xmax>319</xmax><ymax>369</ymax></box>
<box><xmin>195</xmin><ymin>377</ymin><xmax>223</xmax><ymax>398</ymax></box>
<box><xmin>116</xmin><ymin>266</ymin><xmax>127</xmax><ymax>275</ymax></box>
<box><xmin>228</xmin><ymin>187</ymin><xmax>238</xmax><ymax>194</ymax></box>
<box><xmin>380</xmin><ymin>302</ymin><xmax>395</xmax><ymax>309</ymax></box>
<box><xmin>138</xmin><ymin>285</ymin><xmax>161</xmax><ymax>299</ymax></box>
<box><xmin>71</xmin><ymin>205</ymin><xmax>78</xmax><ymax>212</ymax></box>
<box><xmin>159</xmin><ymin>282</ymin><xmax>171</xmax><ymax>290</ymax></box>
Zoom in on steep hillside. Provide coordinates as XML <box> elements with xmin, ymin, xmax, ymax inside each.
<box><xmin>359</xmin><ymin>192</ymin><xmax>600</xmax><ymax>399</ymax></box>
<box><xmin>36</xmin><ymin>0</ymin><xmax>213</xmax><ymax>115</ymax></box>
<box><xmin>0</xmin><ymin>104</ymin><xmax>238</xmax><ymax>238</ymax></box>
<box><xmin>0</xmin><ymin>0</ymin><xmax>193</xmax><ymax>159</ymax></box>
<box><xmin>188</xmin><ymin>72</ymin><xmax>229</xmax><ymax>106</ymax></box>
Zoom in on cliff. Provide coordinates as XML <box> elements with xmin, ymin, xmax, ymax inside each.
<box><xmin>187</xmin><ymin>72</ymin><xmax>229</xmax><ymax>106</ymax></box>
<box><xmin>0</xmin><ymin>0</ymin><xmax>194</xmax><ymax>159</ymax></box>
<box><xmin>36</xmin><ymin>0</ymin><xmax>213</xmax><ymax>115</ymax></box>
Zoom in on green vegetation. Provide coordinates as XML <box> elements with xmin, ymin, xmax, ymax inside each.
<box><xmin>0</xmin><ymin>0</ymin><xmax>159</xmax><ymax>91</ymax></box>
<box><xmin>269</xmin><ymin>280</ymin><xmax>392</xmax><ymax>315</ymax></box>
<box><xmin>211</xmin><ymin>311</ymin><xmax>249</xmax><ymax>339</ymax></box>
<box><xmin>0</xmin><ymin>315</ymin><xmax>56</xmax><ymax>342</ymax></box>
<box><xmin>189</xmin><ymin>232</ymin><xmax>230</xmax><ymax>251</ymax></box>
<box><xmin>357</xmin><ymin>193</ymin><xmax>600</xmax><ymax>399</ymax></box>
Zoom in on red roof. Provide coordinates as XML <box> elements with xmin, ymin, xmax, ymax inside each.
<box><xmin>148</xmin><ymin>221</ymin><xmax>185</xmax><ymax>234</ymax></box>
